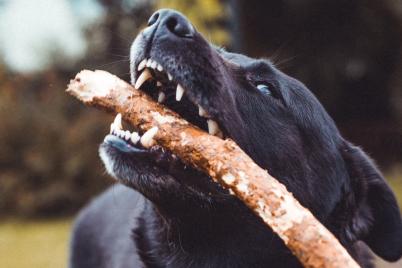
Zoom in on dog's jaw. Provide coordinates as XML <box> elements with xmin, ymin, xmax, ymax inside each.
<box><xmin>99</xmin><ymin>146</ymin><xmax>116</xmax><ymax>179</ymax></box>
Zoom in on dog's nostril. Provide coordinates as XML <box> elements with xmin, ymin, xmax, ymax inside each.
<box><xmin>165</xmin><ymin>14</ymin><xmax>194</xmax><ymax>38</ymax></box>
<box><xmin>147</xmin><ymin>12</ymin><xmax>159</xmax><ymax>27</ymax></box>
<box><xmin>152</xmin><ymin>9</ymin><xmax>195</xmax><ymax>39</ymax></box>
<box><xmin>166</xmin><ymin>17</ymin><xmax>178</xmax><ymax>34</ymax></box>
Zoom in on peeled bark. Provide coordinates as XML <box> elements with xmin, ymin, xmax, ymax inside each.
<box><xmin>66</xmin><ymin>70</ymin><xmax>360</xmax><ymax>268</ymax></box>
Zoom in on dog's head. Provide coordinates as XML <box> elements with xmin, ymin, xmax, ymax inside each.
<box><xmin>99</xmin><ymin>9</ymin><xmax>402</xmax><ymax>261</ymax></box>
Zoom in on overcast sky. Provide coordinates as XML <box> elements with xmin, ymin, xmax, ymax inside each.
<box><xmin>0</xmin><ymin>0</ymin><xmax>104</xmax><ymax>73</ymax></box>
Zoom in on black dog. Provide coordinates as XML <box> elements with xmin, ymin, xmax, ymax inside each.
<box><xmin>70</xmin><ymin>9</ymin><xmax>402</xmax><ymax>268</ymax></box>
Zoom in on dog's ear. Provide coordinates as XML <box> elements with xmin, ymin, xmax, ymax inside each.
<box><xmin>342</xmin><ymin>141</ymin><xmax>402</xmax><ymax>261</ymax></box>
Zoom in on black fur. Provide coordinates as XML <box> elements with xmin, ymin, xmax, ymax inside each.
<box><xmin>70</xmin><ymin>9</ymin><xmax>402</xmax><ymax>268</ymax></box>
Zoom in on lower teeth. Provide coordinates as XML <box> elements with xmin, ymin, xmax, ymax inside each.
<box><xmin>207</xmin><ymin>119</ymin><xmax>220</xmax><ymax>135</ymax></box>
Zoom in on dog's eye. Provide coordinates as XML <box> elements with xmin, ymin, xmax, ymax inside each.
<box><xmin>257</xmin><ymin>84</ymin><xmax>273</xmax><ymax>96</ymax></box>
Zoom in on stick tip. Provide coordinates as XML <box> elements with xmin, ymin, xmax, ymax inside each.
<box><xmin>66</xmin><ymin>69</ymin><xmax>126</xmax><ymax>102</ymax></box>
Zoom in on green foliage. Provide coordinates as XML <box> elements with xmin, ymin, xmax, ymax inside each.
<box><xmin>0</xmin><ymin>0</ymin><xmax>155</xmax><ymax>218</ymax></box>
<box><xmin>0</xmin><ymin>71</ymin><xmax>112</xmax><ymax>217</ymax></box>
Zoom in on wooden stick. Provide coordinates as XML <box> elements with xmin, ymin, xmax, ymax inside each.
<box><xmin>66</xmin><ymin>70</ymin><xmax>360</xmax><ymax>268</ymax></box>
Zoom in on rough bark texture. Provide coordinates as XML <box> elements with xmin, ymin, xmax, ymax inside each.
<box><xmin>66</xmin><ymin>70</ymin><xmax>360</xmax><ymax>268</ymax></box>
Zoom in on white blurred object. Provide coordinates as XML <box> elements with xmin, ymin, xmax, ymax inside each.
<box><xmin>0</xmin><ymin>0</ymin><xmax>104</xmax><ymax>73</ymax></box>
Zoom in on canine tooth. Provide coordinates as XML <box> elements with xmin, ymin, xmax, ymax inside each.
<box><xmin>176</xmin><ymin>84</ymin><xmax>185</xmax><ymax>101</ymax></box>
<box><xmin>158</xmin><ymin>91</ymin><xmax>166</xmax><ymax>103</ymax></box>
<box><xmin>124</xmin><ymin>130</ymin><xmax>131</xmax><ymax>140</ymax></box>
<box><xmin>156</xmin><ymin>81</ymin><xmax>162</xmax><ymax>87</ymax></box>
<box><xmin>111</xmin><ymin>125</ymin><xmax>117</xmax><ymax>134</ymax></box>
<box><xmin>157</xmin><ymin>64</ymin><xmax>163</xmax><ymax>72</ymax></box>
<box><xmin>130</xmin><ymin>132</ymin><xmax>140</xmax><ymax>144</ymax></box>
<box><xmin>110</xmin><ymin>123</ymin><xmax>114</xmax><ymax>133</ymax></box>
<box><xmin>150</xmin><ymin>61</ymin><xmax>157</xmax><ymax>69</ymax></box>
<box><xmin>167</xmin><ymin>72</ymin><xmax>172</xmax><ymax>81</ymax></box>
<box><xmin>137</xmin><ymin>59</ymin><xmax>147</xmax><ymax>71</ymax></box>
<box><xmin>135</xmin><ymin>69</ymin><xmax>152</xmax><ymax>89</ymax></box>
<box><xmin>207</xmin><ymin>119</ymin><xmax>220</xmax><ymax>135</ymax></box>
<box><xmin>198</xmin><ymin>105</ymin><xmax>207</xmax><ymax>117</ymax></box>
<box><xmin>113</xmin><ymin>113</ymin><xmax>122</xmax><ymax>130</ymax></box>
<box><xmin>140</xmin><ymin>126</ymin><xmax>158</xmax><ymax>148</ymax></box>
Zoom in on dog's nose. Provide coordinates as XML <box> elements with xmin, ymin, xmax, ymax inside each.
<box><xmin>147</xmin><ymin>9</ymin><xmax>195</xmax><ymax>38</ymax></box>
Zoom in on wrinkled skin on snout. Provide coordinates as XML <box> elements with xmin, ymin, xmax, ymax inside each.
<box><xmin>71</xmin><ymin>9</ymin><xmax>402</xmax><ymax>268</ymax></box>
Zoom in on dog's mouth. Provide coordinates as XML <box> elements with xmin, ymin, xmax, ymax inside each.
<box><xmin>133</xmin><ymin>57</ymin><xmax>224</xmax><ymax>138</ymax></box>
<box><xmin>104</xmin><ymin>55</ymin><xmax>227</xmax><ymax>152</ymax></box>
<box><xmin>100</xmin><ymin>52</ymin><xmax>233</xmax><ymax>199</ymax></box>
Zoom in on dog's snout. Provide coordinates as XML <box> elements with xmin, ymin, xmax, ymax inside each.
<box><xmin>148</xmin><ymin>9</ymin><xmax>195</xmax><ymax>39</ymax></box>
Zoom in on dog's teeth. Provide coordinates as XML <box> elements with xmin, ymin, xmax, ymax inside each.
<box><xmin>150</xmin><ymin>61</ymin><xmax>157</xmax><ymax>69</ymax></box>
<box><xmin>157</xmin><ymin>64</ymin><xmax>163</xmax><ymax>72</ymax></box>
<box><xmin>140</xmin><ymin>126</ymin><xmax>158</xmax><ymax>148</ymax></box>
<box><xmin>146</xmin><ymin>59</ymin><xmax>152</xmax><ymax>67</ymax></box>
<box><xmin>207</xmin><ymin>119</ymin><xmax>220</xmax><ymax>135</ymax></box>
<box><xmin>130</xmin><ymin>132</ymin><xmax>140</xmax><ymax>144</ymax></box>
<box><xmin>176</xmin><ymin>84</ymin><xmax>185</xmax><ymax>101</ymax></box>
<box><xmin>167</xmin><ymin>73</ymin><xmax>172</xmax><ymax>81</ymax></box>
<box><xmin>113</xmin><ymin>113</ymin><xmax>122</xmax><ymax>130</ymax></box>
<box><xmin>198</xmin><ymin>105</ymin><xmax>208</xmax><ymax>117</ymax></box>
<box><xmin>135</xmin><ymin>69</ymin><xmax>152</xmax><ymax>89</ymax></box>
<box><xmin>111</xmin><ymin>123</ymin><xmax>116</xmax><ymax>134</ymax></box>
<box><xmin>137</xmin><ymin>59</ymin><xmax>147</xmax><ymax>71</ymax></box>
<box><xmin>156</xmin><ymin>81</ymin><xmax>162</xmax><ymax>87</ymax></box>
<box><xmin>117</xmin><ymin>129</ymin><xmax>124</xmax><ymax>138</ymax></box>
<box><xmin>124</xmin><ymin>130</ymin><xmax>131</xmax><ymax>140</ymax></box>
<box><xmin>158</xmin><ymin>91</ymin><xmax>166</xmax><ymax>103</ymax></box>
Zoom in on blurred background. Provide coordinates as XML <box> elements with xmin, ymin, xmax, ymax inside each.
<box><xmin>0</xmin><ymin>0</ymin><xmax>401</xmax><ymax>267</ymax></box>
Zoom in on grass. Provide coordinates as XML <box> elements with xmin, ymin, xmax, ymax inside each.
<box><xmin>0</xmin><ymin>218</ymin><xmax>72</xmax><ymax>268</ymax></box>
